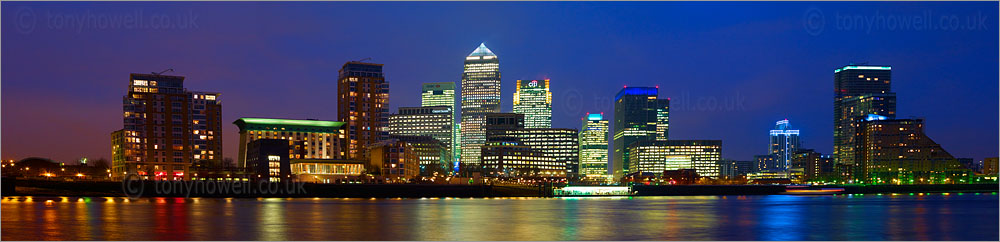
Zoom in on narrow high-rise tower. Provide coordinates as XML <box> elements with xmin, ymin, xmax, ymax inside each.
<box><xmin>579</xmin><ymin>113</ymin><xmax>609</xmax><ymax>177</ymax></box>
<box><xmin>769</xmin><ymin>119</ymin><xmax>800</xmax><ymax>174</ymax></box>
<box><xmin>459</xmin><ymin>43</ymin><xmax>501</xmax><ymax>174</ymax></box>
<box><xmin>612</xmin><ymin>87</ymin><xmax>669</xmax><ymax>178</ymax></box>
<box><xmin>421</xmin><ymin>82</ymin><xmax>458</xmax><ymax>165</ymax></box>
<box><xmin>513</xmin><ymin>79</ymin><xmax>552</xmax><ymax>128</ymax></box>
<box><xmin>833</xmin><ymin>65</ymin><xmax>895</xmax><ymax>166</ymax></box>
<box><xmin>338</xmin><ymin>61</ymin><xmax>389</xmax><ymax>159</ymax></box>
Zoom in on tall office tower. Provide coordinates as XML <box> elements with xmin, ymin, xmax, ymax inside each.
<box><xmin>421</xmin><ymin>82</ymin><xmax>456</xmax><ymax>107</ymax></box>
<box><xmin>453</xmin><ymin>123</ymin><xmax>461</xmax><ymax>172</ymax></box>
<box><xmin>627</xmin><ymin>140</ymin><xmax>722</xmax><ymax>178</ymax></box>
<box><xmin>189</xmin><ymin>92</ymin><xmax>223</xmax><ymax>167</ymax></box>
<box><xmin>579</xmin><ymin>113</ymin><xmax>609</xmax><ymax>176</ymax></box>
<box><xmin>513</xmin><ymin>79</ymin><xmax>552</xmax><ymax>128</ymax></box>
<box><xmin>769</xmin><ymin>119</ymin><xmax>800</xmax><ymax>174</ymax></box>
<box><xmin>612</xmin><ymin>87</ymin><xmax>669</xmax><ymax>178</ymax></box>
<box><xmin>387</xmin><ymin>106</ymin><xmax>453</xmax><ymax>173</ymax></box>
<box><xmin>233</xmin><ymin>118</ymin><xmax>347</xmax><ymax>167</ymax></box>
<box><xmin>421</xmin><ymin>82</ymin><xmax>458</xmax><ymax>165</ymax></box>
<box><xmin>338</xmin><ymin>61</ymin><xmax>389</xmax><ymax>160</ymax></box>
<box><xmin>853</xmin><ymin>115</ymin><xmax>968</xmax><ymax>183</ymax></box>
<box><xmin>112</xmin><ymin>73</ymin><xmax>222</xmax><ymax>180</ymax></box>
<box><xmin>833</xmin><ymin>65</ymin><xmax>895</xmax><ymax>166</ymax></box>
<box><xmin>460</xmin><ymin>43</ymin><xmax>501</xmax><ymax>174</ymax></box>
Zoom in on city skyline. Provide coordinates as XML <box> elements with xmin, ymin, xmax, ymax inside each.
<box><xmin>2</xmin><ymin>2</ymin><xmax>997</xmax><ymax>165</ymax></box>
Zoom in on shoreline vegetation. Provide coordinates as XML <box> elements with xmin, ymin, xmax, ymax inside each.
<box><xmin>3</xmin><ymin>178</ymin><xmax>996</xmax><ymax>198</ymax></box>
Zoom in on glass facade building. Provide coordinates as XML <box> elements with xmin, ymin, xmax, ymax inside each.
<box><xmin>484</xmin><ymin>113</ymin><xmax>579</xmax><ymax>178</ymax></box>
<box><xmin>460</xmin><ymin>43</ymin><xmax>501</xmax><ymax>174</ymax></box>
<box><xmin>421</xmin><ymin>82</ymin><xmax>456</xmax><ymax>108</ymax></box>
<box><xmin>513</xmin><ymin>79</ymin><xmax>552</xmax><ymax>129</ymax></box>
<box><xmin>579</xmin><ymin>113</ymin><xmax>609</xmax><ymax>176</ymax></box>
<box><xmin>769</xmin><ymin>119</ymin><xmax>800</xmax><ymax>174</ymax></box>
<box><xmin>387</xmin><ymin>106</ymin><xmax>453</xmax><ymax>171</ymax></box>
<box><xmin>627</xmin><ymin>140</ymin><xmax>722</xmax><ymax>178</ymax></box>
<box><xmin>833</xmin><ymin>65</ymin><xmax>895</xmax><ymax>166</ymax></box>
<box><xmin>612</xmin><ymin>87</ymin><xmax>669</xmax><ymax>178</ymax></box>
<box><xmin>421</xmin><ymin>82</ymin><xmax>458</xmax><ymax>164</ymax></box>
<box><xmin>481</xmin><ymin>143</ymin><xmax>561</xmax><ymax>178</ymax></box>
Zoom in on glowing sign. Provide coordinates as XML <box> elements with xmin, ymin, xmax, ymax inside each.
<box><xmin>587</xmin><ymin>113</ymin><xmax>604</xmax><ymax>121</ymax></box>
<box><xmin>615</xmin><ymin>87</ymin><xmax>658</xmax><ymax>101</ymax></box>
<box><xmin>528</xmin><ymin>80</ymin><xmax>539</xmax><ymax>87</ymax></box>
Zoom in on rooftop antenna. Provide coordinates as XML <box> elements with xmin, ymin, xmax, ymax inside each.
<box><xmin>357</xmin><ymin>57</ymin><xmax>372</xmax><ymax>62</ymax></box>
<box><xmin>153</xmin><ymin>68</ymin><xmax>174</xmax><ymax>75</ymax></box>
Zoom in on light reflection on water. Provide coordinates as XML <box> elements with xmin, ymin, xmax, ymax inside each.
<box><xmin>1</xmin><ymin>194</ymin><xmax>997</xmax><ymax>241</ymax></box>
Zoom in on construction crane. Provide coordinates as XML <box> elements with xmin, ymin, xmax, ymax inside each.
<box><xmin>152</xmin><ymin>68</ymin><xmax>174</xmax><ymax>75</ymax></box>
<box><xmin>356</xmin><ymin>57</ymin><xmax>372</xmax><ymax>62</ymax></box>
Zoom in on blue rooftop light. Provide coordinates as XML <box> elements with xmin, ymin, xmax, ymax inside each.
<box><xmin>834</xmin><ymin>65</ymin><xmax>891</xmax><ymax>73</ymax></box>
<box><xmin>615</xmin><ymin>87</ymin><xmax>658</xmax><ymax>101</ymax></box>
<box><xmin>866</xmin><ymin>114</ymin><xmax>888</xmax><ymax>121</ymax></box>
<box><xmin>587</xmin><ymin>113</ymin><xmax>604</xmax><ymax>121</ymax></box>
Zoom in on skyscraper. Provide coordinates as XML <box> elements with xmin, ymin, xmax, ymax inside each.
<box><xmin>112</xmin><ymin>72</ymin><xmax>222</xmax><ymax>180</ymax></box>
<box><xmin>513</xmin><ymin>79</ymin><xmax>552</xmax><ymax>128</ymax></box>
<box><xmin>612</xmin><ymin>87</ymin><xmax>669</xmax><ymax>178</ymax></box>
<box><xmin>579</xmin><ymin>113</ymin><xmax>609</xmax><ymax>176</ymax></box>
<box><xmin>833</xmin><ymin>65</ymin><xmax>895</xmax><ymax>166</ymax></box>
<box><xmin>421</xmin><ymin>82</ymin><xmax>458</xmax><ymax>165</ymax></box>
<box><xmin>460</xmin><ymin>43</ymin><xmax>501</xmax><ymax>174</ymax></box>
<box><xmin>769</xmin><ymin>119</ymin><xmax>800</xmax><ymax>174</ymax></box>
<box><xmin>338</xmin><ymin>61</ymin><xmax>389</xmax><ymax>160</ymax></box>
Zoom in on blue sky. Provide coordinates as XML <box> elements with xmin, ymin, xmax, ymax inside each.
<box><xmin>2</xmin><ymin>1</ymin><xmax>997</xmax><ymax>163</ymax></box>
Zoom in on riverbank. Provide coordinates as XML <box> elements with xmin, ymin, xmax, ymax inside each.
<box><xmin>3</xmin><ymin>178</ymin><xmax>996</xmax><ymax>198</ymax></box>
<box><xmin>632</xmin><ymin>184</ymin><xmax>999</xmax><ymax>196</ymax></box>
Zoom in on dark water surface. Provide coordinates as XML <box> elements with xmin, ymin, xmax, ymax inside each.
<box><xmin>2</xmin><ymin>194</ymin><xmax>997</xmax><ymax>241</ymax></box>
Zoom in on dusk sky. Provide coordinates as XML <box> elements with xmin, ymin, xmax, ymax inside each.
<box><xmin>2</xmin><ymin>2</ymin><xmax>997</xmax><ymax>164</ymax></box>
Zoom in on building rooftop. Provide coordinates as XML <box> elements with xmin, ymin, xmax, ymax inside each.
<box><xmin>468</xmin><ymin>43</ymin><xmax>496</xmax><ymax>57</ymax></box>
<box><xmin>234</xmin><ymin>118</ymin><xmax>346</xmax><ymax>130</ymax></box>
<box><xmin>834</xmin><ymin>65</ymin><xmax>891</xmax><ymax>73</ymax></box>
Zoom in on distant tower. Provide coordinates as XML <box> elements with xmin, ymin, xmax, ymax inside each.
<box><xmin>513</xmin><ymin>79</ymin><xmax>552</xmax><ymax>128</ymax></box>
<box><xmin>612</xmin><ymin>87</ymin><xmax>669</xmax><ymax>178</ymax></box>
<box><xmin>579</xmin><ymin>113</ymin><xmax>609</xmax><ymax>176</ymax></box>
<box><xmin>769</xmin><ymin>119</ymin><xmax>800</xmax><ymax>174</ymax></box>
<box><xmin>460</xmin><ymin>43</ymin><xmax>501</xmax><ymax>175</ymax></box>
<box><xmin>421</xmin><ymin>82</ymin><xmax>458</xmax><ymax>166</ymax></box>
<box><xmin>338</xmin><ymin>61</ymin><xmax>389</xmax><ymax>159</ymax></box>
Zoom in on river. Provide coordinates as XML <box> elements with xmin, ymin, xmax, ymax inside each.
<box><xmin>2</xmin><ymin>193</ymin><xmax>997</xmax><ymax>240</ymax></box>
